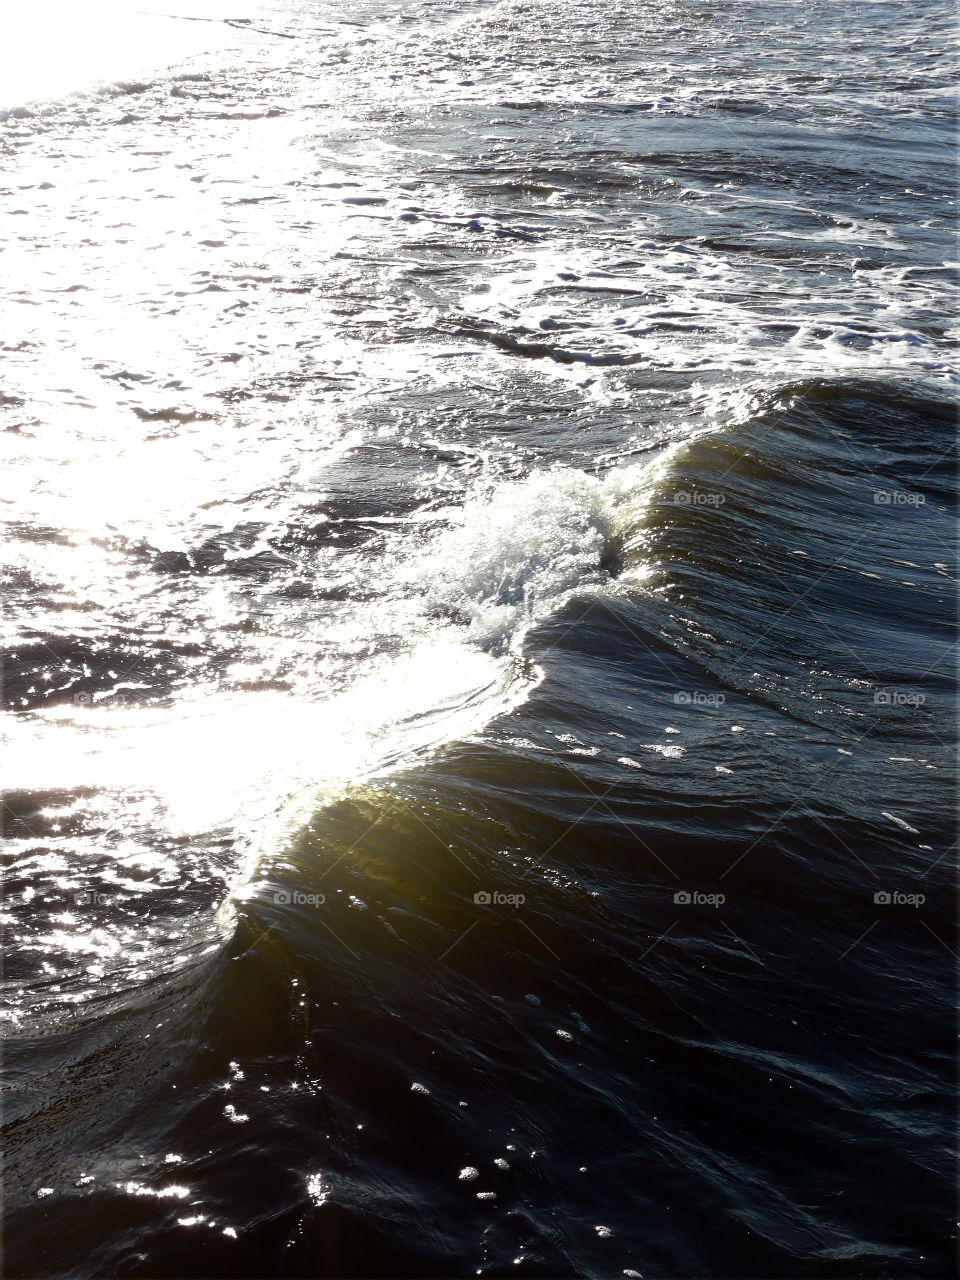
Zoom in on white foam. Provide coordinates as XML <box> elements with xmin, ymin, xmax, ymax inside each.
<box><xmin>410</xmin><ymin>463</ymin><xmax>656</xmax><ymax>651</ymax></box>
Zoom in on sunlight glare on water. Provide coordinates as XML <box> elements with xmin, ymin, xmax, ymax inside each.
<box><xmin>0</xmin><ymin>1</ymin><xmax>266</xmax><ymax>106</ymax></box>
<box><xmin>2</xmin><ymin>638</ymin><xmax>527</xmax><ymax>830</ymax></box>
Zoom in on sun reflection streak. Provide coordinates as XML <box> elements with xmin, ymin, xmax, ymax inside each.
<box><xmin>2</xmin><ymin>639</ymin><xmax>529</xmax><ymax>831</ymax></box>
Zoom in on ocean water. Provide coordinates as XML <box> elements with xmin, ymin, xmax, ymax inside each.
<box><xmin>1</xmin><ymin>1</ymin><xmax>956</xmax><ymax>1276</ymax></box>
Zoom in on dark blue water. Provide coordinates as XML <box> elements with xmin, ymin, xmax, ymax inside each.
<box><xmin>2</xmin><ymin>0</ymin><xmax>956</xmax><ymax>1276</ymax></box>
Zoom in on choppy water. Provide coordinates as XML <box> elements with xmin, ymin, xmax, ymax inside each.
<box><xmin>2</xmin><ymin>1</ymin><xmax>956</xmax><ymax>1276</ymax></box>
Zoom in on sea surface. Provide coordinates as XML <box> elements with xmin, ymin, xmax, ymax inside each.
<box><xmin>1</xmin><ymin>1</ymin><xmax>956</xmax><ymax>1276</ymax></box>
